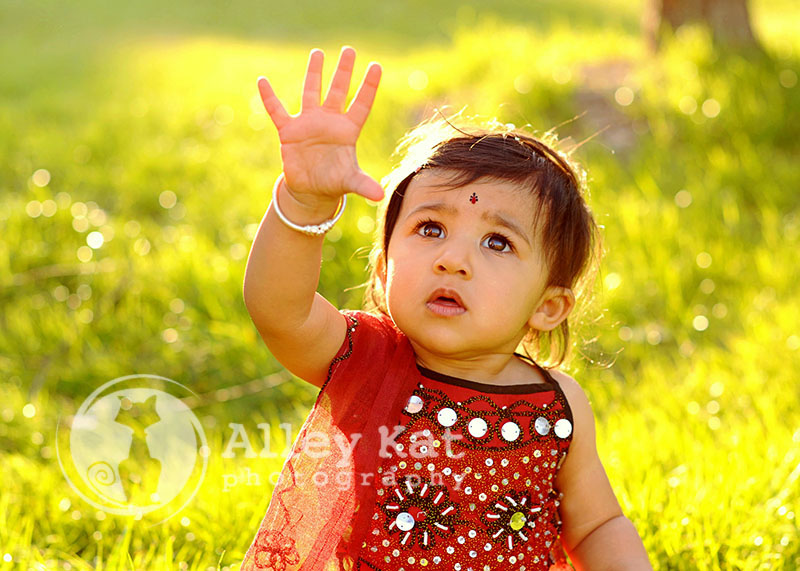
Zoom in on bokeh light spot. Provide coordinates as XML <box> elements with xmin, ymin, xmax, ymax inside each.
<box><xmin>159</xmin><ymin>190</ymin><xmax>177</xmax><ymax>209</ymax></box>
<box><xmin>779</xmin><ymin>69</ymin><xmax>797</xmax><ymax>89</ymax></box>
<box><xmin>699</xmin><ymin>278</ymin><xmax>715</xmax><ymax>294</ymax></box>
<box><xmin>26</xmin><ymin>201</ymin><xmax>43</xmax><ymax>218</ymax></box>
<box><xmin>604</xmin><ymin>272</ymin><xmax>622</xmax><ymax>290</ymax></box>
<box><xmin>55</xmin><ymin>192</ymin><xmax>71</xmax><ymax>208</ymax></box>
<box><xmin>646</xmin><ymin>329</ymin><xmax>662</xmax><ymax>345</ymax></box>
<box><xmin>134</xmin><ymin>238</ymin><xmax>151</xmax><ymax>256</ymax></box>
<box><xmin>696</xmin><ymin>252</ymin><xmax>712</xmax><ymax>268</ymax></box>
<box><xmin>679</xmin><ymin>95</ymin><xmax>697</xmax><ymax>115</ymax></box>
<box><xmin>72</xmin><ymin>218</ymin><xmax>90</xmax><ymax>233</ymax></box>
<box><xmin>357</xmin><ymin>215</ymin><xmax>375</xmax><ymax>234</ymax></box>
<box><xmin>41</xmin><ymin>200</ymin><xmax>57</xmax><ymax>217</ymax></box>
<box><xmin>230</xmin><ymin>243</ymin><xmax>247</xmax><ymax>260</ymax></box>
<box><xmin>214</xmin><ymin>105</ymin><xmax>234</xmax><ymax>125</ymax></box>
<box><xmin>124</xmin><ymin>220</ymin><xmax>142</xmax><ymax>237</ymax></box>
<box><xmin>701</xmin><ymin>98</ymin><xmax>721</xmax><ymax>118</ymax></box>
<box><xmin>513</xmin><ymin>75</ymin><xmax>532</xmax><ymax>94</ymax></box>
<box><xmin>551</xmin><ymin>67</ymin><xmax>572</xmax><ymax>85</ymax></box>
<box><xmin>77</xmin><ymin>246</ymin><xmax>93</xmax><ymax>262</ymax></box>
<box><xmin>162</xmin><ymin>328</ymin><xmax>179</xmax><ymax>343</ymax></box>
<box><xmin>88</xmin><ymin>208</ymin><xmax>107</xmax><ymax>227</ymax></box>
<box><xmin>22</xmin><ymin>403</ymin><xmax>36</xmax><ymax>418</ymax></box>
<box><xmin>674</xmin><ymin>189</ymin><xmax>692</xmax><ymax>208</ymax></box>
<box><xmin>53</xmin><ymin>285</ymin><xmax>69</xmax><ymax>302</ymax></box>
<box><xmin>86</xmin><ymin>231</ymin><xmax>104</xmax><ymax>249</ymax></box>
<box><xmin>67</xmin><ymin>294</ymin><xmax>82</xmax><ymax>310</ymax></box>
<box><xmin>614</xmin><ymin>86</ymin><xmax>634</xmax><ymax>106</ymax></box>
<box><xmin>693</xmin><ymin>315</ymin><xmax>709</xmax><ymax>331</ymax></box>
<box><xmin>71</xmin><ymin>202</ymin><xmax>88</xmax><ymax>217</ymax></box>
<box><xmin>100</xmin><ymin>225</ymin><xmax>115</xmax><ymax>242</ymax></box>
<box><xmin>78</xmin><ymin>309</ymin><xmax>94</xmax><ymax>324</ymax></box>
<box><xmin>326</xmin><ymin>226</ymin><xmax>342</xmax><ymax>243</ymax></box>
<box><xmin>32</xmin><ymin>169</ymin><xmax>51</xmax><ymax>187</ymax></box>
<box><xmin>249</xmin><ymin>93</ymin><xmax>265</xmax><ymax>113</ymax></box>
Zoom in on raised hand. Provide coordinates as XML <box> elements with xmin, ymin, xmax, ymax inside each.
<box><xmin>257</xmin><ymin>46</ymin><xmax>383</xmax><ymax>206</ymax></box>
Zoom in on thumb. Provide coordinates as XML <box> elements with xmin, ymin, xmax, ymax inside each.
<box><xmin>347</xmin><ymin>171</ymin><xmax>385</xmax><ymax>202</ymax></box>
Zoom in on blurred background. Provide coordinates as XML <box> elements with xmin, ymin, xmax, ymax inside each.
<box><xmin>1</xmin><ymin>0</ymin><xmax>798</xmax><ymax>569</ymax></box>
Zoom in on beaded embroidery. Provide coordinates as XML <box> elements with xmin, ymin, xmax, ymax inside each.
<box><xmin>356</xmin><ymin>370</ymin><xmax>573</xmax><ymax>570</ymax></box>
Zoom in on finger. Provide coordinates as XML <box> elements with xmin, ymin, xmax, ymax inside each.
<box><xmin>348</xmin><ymin>171</ymin><xmax>385</xmax><ymax>202</ymax></box>
<box><xmin>257</xmin><ymin>77</ymin><xmax>291</xmax><ymax>130</ymax></box>
<box><xmin>346</xmin><ymin>62</ymin><xmax>382</xmax><ymax>129</ymax></box>
<box><xmin>322</xmin><ymin>46</ymin><xmax>356</xmax><ymax>112</ymax></box>
<box><xmin>301</xmin><ymin>49</ymin><xmax>324</xmax><ymax>112</ymax></box>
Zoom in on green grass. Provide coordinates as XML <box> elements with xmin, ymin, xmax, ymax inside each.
<box><xmin>1</xmin><ymin>1</ymin><xmax>799</xmax><ymax>569</ymax></box>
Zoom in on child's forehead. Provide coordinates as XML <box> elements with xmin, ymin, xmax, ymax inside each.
<box><xmin>402</xmin><ymin>170</ymin><xmax>538</xmax><ymax>217</ymax></box>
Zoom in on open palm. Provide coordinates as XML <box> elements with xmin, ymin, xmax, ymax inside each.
<box><xmin>257</xmin><ymin>47</ymin><xmax>383</xmax><ymax>204</ymax></box>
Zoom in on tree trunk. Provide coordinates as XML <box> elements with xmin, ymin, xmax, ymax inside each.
<box><xmin>644</xmin><ymin>0</ymin><xmax>760</xmax><ymax>51</ymax></box>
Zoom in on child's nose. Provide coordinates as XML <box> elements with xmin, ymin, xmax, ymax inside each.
<box><xmin>433</xmin><ymin>242</ymin><xmax>472</xmax><ymax>278</ymax></box>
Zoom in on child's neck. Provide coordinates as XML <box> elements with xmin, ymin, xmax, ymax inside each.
<box><xmin>413</xmin><ymin>350</ymin><xmax>546</xmax><ymax>386</ymax></box>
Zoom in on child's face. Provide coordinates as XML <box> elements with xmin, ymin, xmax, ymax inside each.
<box><xmin>383</xmin><ymin>170</ymin><xmax>572</xmax><ymax>364</ymax></box>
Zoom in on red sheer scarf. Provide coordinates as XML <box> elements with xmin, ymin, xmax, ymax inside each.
<box><xmin>240</xmin><ymin>311</ymin><xmax>420</xmax><ymax>571</ymax></box>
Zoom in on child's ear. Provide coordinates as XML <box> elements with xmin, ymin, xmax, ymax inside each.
<box><xmin>527</xmin><ymin>286</ymin><xmax>575</xmax><ymax>332</ymax></box>
<box><xmin>376</xmin><ymin>252</ymin><xmax>387</xmax><ymax>288</ymax></box>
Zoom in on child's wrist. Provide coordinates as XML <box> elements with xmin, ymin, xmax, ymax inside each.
<box><xmin>272</xmin><ymin>175</ymin><xmax>346</xmax><ymax>237</ymax></box>
<box><xmin>276</xmin><ymin>176</ymin><xmax>342</xmax><ymax>225</ymax></box>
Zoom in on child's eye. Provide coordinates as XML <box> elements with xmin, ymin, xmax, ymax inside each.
<box><xmin>416</xmin><ymin>221</ymin><xmax>444</xmax><ymax>238</ymax></box>
<box><xmin>482</xmin><ymin>234</ymin><xmax>512</xmax><ymax>253</ymax></box>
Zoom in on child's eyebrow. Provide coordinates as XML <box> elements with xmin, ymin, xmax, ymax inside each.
<box><xmin>404</xmin><ymin>201</ymin><xmax>458</xmax><ymax>221</ymax></box>
<box><xmin>481</xmin><ymin>212</ymin><xmax>533</xmax><ymax>247</ymax></box>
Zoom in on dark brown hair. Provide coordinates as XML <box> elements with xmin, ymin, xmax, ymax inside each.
<box><xmin>364</xmin><ymin>119</ymin><xmax>601</xmax><ymax>367</ymax></box>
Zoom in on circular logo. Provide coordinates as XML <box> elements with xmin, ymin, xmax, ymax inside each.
<box><xmin>56</xmin><ymin>374</ymin><xmax>208</xmax><ymax>523</ymax></box>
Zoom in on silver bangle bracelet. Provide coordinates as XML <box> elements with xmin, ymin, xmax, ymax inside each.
<box><xmin>271</xmin><ymin>174</ymin><xmax>347</xmax><ymax>237</ymax></box>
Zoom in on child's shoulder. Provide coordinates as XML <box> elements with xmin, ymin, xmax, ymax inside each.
<box><xmin>343</xmin><ymin>309</ymin><xmax>404</xmax><ymax>339</ymax></box>
<box><xmin>547</xmin><ymin>369</ymin><xmax>596</xmax><ymax>432</ymax></box>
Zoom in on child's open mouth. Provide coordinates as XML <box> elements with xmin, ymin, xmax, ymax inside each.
<box><xmin>426</xmin><ymin>289</ymin><xmax>466</xmax><ymax>316</ymax></box>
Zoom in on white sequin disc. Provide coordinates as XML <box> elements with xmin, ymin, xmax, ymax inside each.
<box><xmin>534</xmin><ymin>416</ymin><xmax>551</xmax><ymax>436</ymax></box>
<box><xmin>437</xmin><ymin>407</ymin><xmax>458</xmax><ymax>427</ymax></box>
<box><xmin>405</xmin><ymin>395</ymin><xmax>424</xmax><ymax>414</ymax></box>
<box><xmin>501</xmin><ymin>421</ymin><xmax>521</xmax><ymax>442</ymax></box>
<box><xmin>468</xmin><ymin>417</ymin><xmax>488</xmax><ymax>438</ymax></box>
<box><xmin>554</xmin><ymin>418</ymin><xmax>572</xmax><ymax>438</ymax></box>
<box><xmin>395</xmin><ymin>512</ymin><xmax>415</xmax><ymax>531</ymax></box>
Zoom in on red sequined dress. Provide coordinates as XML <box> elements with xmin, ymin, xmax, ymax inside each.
<box><xmin>352</xmin><ymin>362</ymin><xmax>574</xmax><ymax>568</ymax></box>
<box><xmin>239</xmin><ymin>311</ymin><xmax>573</xmax><ymax>571</ymax></box>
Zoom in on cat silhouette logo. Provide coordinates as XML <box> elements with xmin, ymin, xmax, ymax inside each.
<box><xmin>56</xmin><ymin>374</ymin><xmax>208</xmax><ymax>522</ymax></box>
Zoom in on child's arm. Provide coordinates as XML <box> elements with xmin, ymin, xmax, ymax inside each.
<box><xmin>243</xmin><ymin>47</ymin><xmax>383</xmax><ymax>387</ymax></box>
<box><xmin>553</xmin><ymin>372</ymin><xmax>652</xmax><ymax>570</ymax></box>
